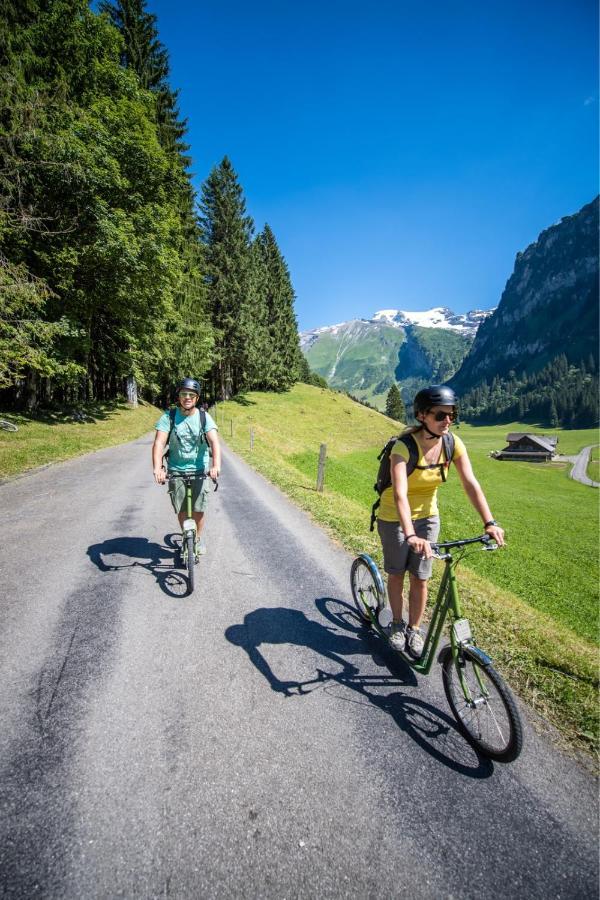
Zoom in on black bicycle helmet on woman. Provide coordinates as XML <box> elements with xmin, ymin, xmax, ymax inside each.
<box><xmin>413</xmin><ymin>385</ymin><xmax>457</xmax><ymax>418</ymax></box>
<box><xmin>177</xmin><ymin>377</ymin><xmax>201</xmax><ymax>396</ymax></box>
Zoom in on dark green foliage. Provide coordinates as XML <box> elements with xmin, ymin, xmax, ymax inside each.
<box><xmin>199</xmin><ymin>157</ymin><xmax>255</xmax><ymax>399</ymax></box>
<box><xmin>0</xmin><ymin>4</ymin><xmax>300</xmax><ymax>409</ymax></box>
<box><xmin>199</xmin><ymin>161</ymin><xmax>302</xmax><ymax>397</ymax></box>
<box><xmin>0</xmin><ymin>0</ymin><xmax>212</xmax><ymax>406</ymax></box>
<box><xmin>460</xmin><ymin>355</ymin><xmax>599</xmax><ymax>428</ymax></box>
<box><xmin>253</xmin><ymin>224</ymin><xmax>303</xmax><ymax>390</ymax></box>
<box><xmin>99</xmin><ymin>0</ymin><xmax>189</xmax><ymax>157</ymax></box>
<box><xmin>385</xmin><ymin>383</ymin><xmax>406</xmax><ymax>422</ymax></box>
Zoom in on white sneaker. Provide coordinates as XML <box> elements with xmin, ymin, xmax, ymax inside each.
<box><xmin>406</xmin><ymin>626</ymin><xmax>424</xmax><ymax>658</ymax></box>
<box><xmin>388</xmin><ymin>622</ymin><xmax>406</xmax><ymax>652</ymax></box>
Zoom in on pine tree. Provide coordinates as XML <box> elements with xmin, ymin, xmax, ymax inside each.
<box><xmin>385</xmin><ymin>384</ymin><xmax>406</xmax><ymax>422</ymax></box>
<box><xmin>199</xmin><ymin>157</ymin><xmax>255</xmax><ymax>398</ymax></box>
<box><xmin>253</xmin><ymin>224</ymin><xmax>302</xmax><ymax>391</ymax></box>
<box><xmin>99</xmin><ymin>0</ymin><xmax>188</xmax><ymax>156</ymax></box>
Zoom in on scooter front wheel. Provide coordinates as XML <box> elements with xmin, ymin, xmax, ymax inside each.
<box><xmin>186</xmin><ymin>533</ymin><xmax>195</xmax><ymax>594</ymax></box>
<box><xmin>441</xmin><ymin>646</ymin><xmax>523</xmax><ymax>762</ymax></box>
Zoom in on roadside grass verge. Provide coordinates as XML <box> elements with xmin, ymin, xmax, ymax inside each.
<box><xmin>216</xmin><ymin>385</ymin><xmax>599</xmax><ymax>756</ymax></box>
<box><xmin>0</xmin><ymin>400</ymin><xmax>160</xmax><ymax>480</ymax></box>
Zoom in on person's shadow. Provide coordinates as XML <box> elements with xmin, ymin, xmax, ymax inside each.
<box><xmin>226</xmin><ymin>598</ymin><xmax>493</xmax><ymax>778</ymax></box>
<box><xmin>87</xmin><ymin>533</ymin><xmax>189</xmax><ymax>597</ymax></box>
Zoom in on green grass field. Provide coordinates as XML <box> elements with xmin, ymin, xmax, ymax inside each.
<box><xmin>216</xmin><ymin>385</ymin><xmax>599</xmax><ymax>754</ymax></box>
<box><xmin>0</xmin><ymin>400</ymin><xmax>161</xmax><ymax>480</ymax></box>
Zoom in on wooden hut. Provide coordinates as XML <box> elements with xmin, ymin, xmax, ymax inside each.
<box><xmin>492</xmin><ymin>433</ymin><xmax>558</xmax><ymax>462</ymax></box>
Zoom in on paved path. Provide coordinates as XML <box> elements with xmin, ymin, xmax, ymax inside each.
<box><xmin>0</xmin><ymin>436</ymin><xmax>597</xmax><ymax>898</ymax></box>
<box><xmin>568</xmin><ymin>445</ymin><xmax>599</xmax><ymax>487</ymax></box>
<box><xmin>556</xmin><ymin>444</ymin><xmax>599</xmax><ymax>487</ymax></box>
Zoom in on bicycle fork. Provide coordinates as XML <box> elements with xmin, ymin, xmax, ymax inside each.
<box><xmin>446</xmin><ymin>567</ymin><xmax>491</xmax><ymax>704</ymax></box>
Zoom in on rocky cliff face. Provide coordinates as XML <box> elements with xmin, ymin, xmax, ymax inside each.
<box><xmin>451</xmin><ymin>197</ymin><xmax>599</xmax><ymax>391</ymax></box>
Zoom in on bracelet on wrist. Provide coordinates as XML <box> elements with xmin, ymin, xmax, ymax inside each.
<box><xmin>405</xmin><ymin>533</ymin><xmax>417</xmax><ymax>542</ymax></box>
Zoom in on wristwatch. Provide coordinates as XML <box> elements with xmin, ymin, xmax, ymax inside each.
<box><xmin>484</xmin><ymin>519</ymin><xmax>497</xmax><ymax>527</ymax></box>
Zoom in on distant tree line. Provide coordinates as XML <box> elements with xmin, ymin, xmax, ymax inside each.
<box><xmin>459</xmin><ymin>354</ymin><xmax>599</xmax><ymax>429</ymax></box>
<box><xmin>0</xmin><ymin>0</ymin><xmax>303</xmax><ymax>409</ymax></box>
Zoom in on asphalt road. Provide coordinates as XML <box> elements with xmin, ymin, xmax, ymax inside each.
<box><xmin>568</xmin><ymin>445</ymin><xmax>599</xmax><ymax>488</ymax></box>
<box><xmin>0</xmin><ymin>435</ymin><xmax>597</xmax><ymax>899</ymax></box>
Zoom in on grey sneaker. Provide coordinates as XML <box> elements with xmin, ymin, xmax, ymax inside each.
<box><xmin>388</xmin><ymin>621</ymin><xmax>407</xmax><ymax>652</ymax></box>
<box><xmin>195</xmin><ymin>539</ymin><xmax>207</xmax><ymax>560</ymax></box>
<box><xmin>406</xmin><ymin>626</ymin><xmax>424</xmax><ymax>658</ymax></box>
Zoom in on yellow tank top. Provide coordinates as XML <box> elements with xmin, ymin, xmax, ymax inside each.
<box><xmin>377</xmin><ymin>432</ymin><xmax>466</xmax><ymax>521</ymax></box>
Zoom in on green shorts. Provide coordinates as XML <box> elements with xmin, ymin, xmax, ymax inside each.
<box><xmin>377</xmin><ymin>515</ymin><xmax>440</xmax><ymax>580</ymax></box>
<box><xmin>167</xmin><ymin>474</ymin><xmax>210</xmax><ymax>514</ymax></box>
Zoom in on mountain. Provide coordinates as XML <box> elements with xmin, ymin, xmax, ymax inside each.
<box><xmin>300</xmin><ymin>307</ymin><xmax>494</xmax><ymax>408</ymax></box>
<box><xmin>369</xmin><ymin>307</ymin><xmax>492</xmax><ymax>333</ymax></box>
<box><xmin>451</xmin><ymin>197</ymin><xmax>599</xmax><ymax>392</ymax></box>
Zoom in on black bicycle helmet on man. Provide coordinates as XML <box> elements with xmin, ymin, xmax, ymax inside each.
<box><xmin>176</xmin><ymin>377</ymin><xmax>201</xmax><ymax>397</ymax></box>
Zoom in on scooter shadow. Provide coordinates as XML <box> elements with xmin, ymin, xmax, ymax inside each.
<box><xmin>225</xmin><ymin>597</ymin><xmax>493</xmax><ymax>778</ymax></box>
<box><xmin>86</xmin><ymin>533</ymin><xmax>190</xmax><ymax>598</ymax></box>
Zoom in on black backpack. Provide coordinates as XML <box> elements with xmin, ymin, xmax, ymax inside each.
<box><xmin>162</xmin><ymin>407</ymin><xmax>208</xmax><ymax>466</ymax></box>
<box><xmin>369</xmin><ymin>430</ymin><xmax>455</xmax><ymax>531</ymax></box>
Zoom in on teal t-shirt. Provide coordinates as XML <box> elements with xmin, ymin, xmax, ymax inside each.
<box><xmin>155</xmin><ymin>408</ymin><xmax>217</xmax><ymax>473</ymax></box>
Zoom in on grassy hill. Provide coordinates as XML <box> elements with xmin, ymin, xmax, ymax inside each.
<box><xmin>216</xmin><ymin>384</ymin><xmax>599</xmax><ymax>755</ymax></box>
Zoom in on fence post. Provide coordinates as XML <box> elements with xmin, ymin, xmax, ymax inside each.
<box><xmin>316</xmin><ymin>443</ymin><xmax>327</xmax><ymax>492</ymax></box>
<box><xmin>250</xmin><ymin>427</ymin><xmax>254</xmax><ymax>451</ymax></box>
<box><xmin>230</xmin><ymin>419</ymin><xmax>233</xmax><ymax>437</ymax></box>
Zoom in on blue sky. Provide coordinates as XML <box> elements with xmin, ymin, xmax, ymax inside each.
<box><xmin>148</xmin><ymin>0</ymin><xmax>597</xmax><ymax>331</ymax></box>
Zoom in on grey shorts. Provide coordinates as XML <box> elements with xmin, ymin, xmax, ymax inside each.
<box><xmin>167</xmin><ymin>474</ymin><xmax>210</xmax><ymax>514</ymax></box>
<box><xmin>377</xmin><ymin>516</ymin><xmax>440</xmax><ymax>580</ymax></box>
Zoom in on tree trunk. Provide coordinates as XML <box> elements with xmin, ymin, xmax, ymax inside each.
<box><xmin>25</xmin><ymin>369</ymin><xmax>38</xmax><ymax>410</ymax></box>
<box><xmin>126</xmin><ymin>375</ymin><xmax>138</xmax><ymax>407</ymax></box>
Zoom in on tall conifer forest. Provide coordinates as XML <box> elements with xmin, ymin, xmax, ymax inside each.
<box><xmin>0</xmin><ymin>0</ymin><xmax>303</xmax><ymax>408</ymax></box>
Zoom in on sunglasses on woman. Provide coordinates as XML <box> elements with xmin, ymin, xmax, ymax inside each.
<box><xmin>179</xmin><ymin>391</ymin><xmax>197</xmax><ymax>399</ymax></box>
<box><xmin>430</xmin><ymin>410</ymin><xmax>456</xmax><ymax>422</ymax></box>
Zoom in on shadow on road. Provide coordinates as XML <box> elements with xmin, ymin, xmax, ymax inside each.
<box><xmin>87</xmin><ymin>533</ymin><xmax>189</xmax><ymax>598</ymax></box>
<box><xmin>225</xmin><ymin>597</ymin><xmax>493</xmax><ymax>779</ymax></box>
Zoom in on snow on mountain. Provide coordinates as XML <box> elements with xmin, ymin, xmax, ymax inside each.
<box><xmin>370</xmin><ymin>306</ymin><xmax>492</xmax><ymax>332</ymax></box>
<box><xmin>300</xmin><ymin>307</ymin><xmax>494</xmax><ymax>347</ymax></box>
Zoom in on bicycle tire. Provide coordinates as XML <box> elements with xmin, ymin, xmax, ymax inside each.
<box><xmin>441</xmin><ymin>646</ymin><xmax>523</xmax><ymax>762</ymax></box>
<box><xmin>186</xmin><ymin>533</ymin><xmax>195</xmax><ymax>594</ymax></box>
<box><xmin>0</xmin><ymin>419</ymin><xmax>18</xmax><ymax>432</ymax></box>
<box><xmin>350</xmin><ymin>555</ymin><xmax>385</xmax><ymax>622</ymax></box>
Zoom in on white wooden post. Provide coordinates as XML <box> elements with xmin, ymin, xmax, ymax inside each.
<box><xmin>250</xmin><ymin>428</ymin><xmax>254</xmax><ymax>451</ymax></box>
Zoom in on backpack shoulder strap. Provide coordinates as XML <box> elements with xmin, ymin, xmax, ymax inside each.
<box><xmin>199</xmin><ymin>408</ymin><xmax>207</xmax><ymax>443</ymax></box>
<box><xmin>167</xmin><ymin>407</ymin><xmax>177</xmax><ymax>441</ymax></box>
<box><xmin>442</xmin><ymin>432</ymin><xmax>455</xmax><ymax>465</ymax></box>
<box><xmin>397</xmin><ymin>433</ymin><xmax>419</xmax><ymax>477</ymax></box>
